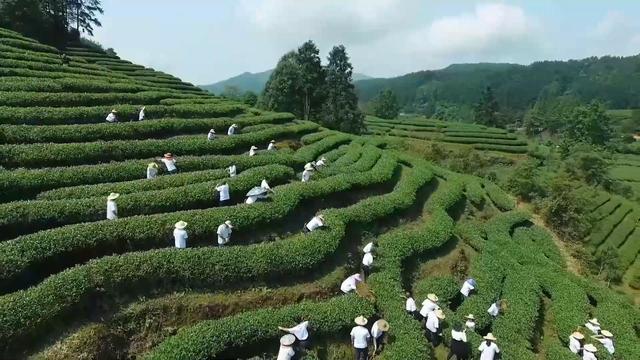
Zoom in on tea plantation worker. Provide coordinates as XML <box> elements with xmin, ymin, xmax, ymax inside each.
<box><xmin>569</xmin><ymin>331</ymin><xmax>585</xmax><ymax>355</ymax></box>
<box><xmin>105</xmin><ymin>109</ymin><xmax>118</xmax><ymax>123</ymax></box>
<box><xmin>464</xmin><ymin>314</ymin><xmax>476</xmax><ymax>331</ymax></box>
<box><xmin>216</xmin><ymin>220</ymin><xmax>233</xmax><ymax>246</ymax></box>
<box><xmin>350</xmin><ymin>316</ymin><xmax>371</xmax><ymax>360</ymax></box>
<box><xmin>585</xmin><ymin>318</ymin><xmax>601</xmax><ymax>335</ymax></box>
<box><xmin>277</xmin><ymin>334</ymin><xmax>296</xmax><ymax>360</ymax></box>
<box><xmin>227</xmin><ymin>123</ymin><xmax>238</xmax><ymax>135</ymax></box>
<box><xmin>582</xmin><ymin>343</ymin><xmax>598</xmax><ymax>360</ymax></box>
<box><xmin>261</xmin><ymin>179</ymin><xmax>273</xmax><ymax>192</ymax></box>
<box><xmin>138</xmin><ymin>106</ymin><xmax>145</xmax><ymax>121</ymax></box>
<box><xmin>447</xmin><ymin>322</ymin><xmax>471</xmax><ymax>360</ymax></box>
<box><xmin>419</xmin><ymin>293</ymin><xmax>440</xmax><ymax>321</ymax></box>
<box><xmin>304</xmin><ymin>214</ymin><xmax>325</xmax><ymax>233</ymax></box>
<box><xmin>173</xmin><ymin>221</ymin><xmax>188</xmax><ymax>248</ymax></box>
<box><xmin>371</xmin><ymin>319</ymin><xmax>389</xmax><ymax>354</ymax></box>
<box><xmin>207</xmin><ymin>129</ymin><xmax>216</xmax><ymax>140</ymax></box>
<box><xmin>302</xmin><ymin>163</ymin><xmax>314</xmax><ymax>182</ymax></box>
<box><xmin>425</xmin><ymin>309</ymin><xmax>445</xmax><ymax>346</ymax></box>
<box><xmin>278</xmin><ymin>318</ymin><xmax>311</xmax><ymax>349</ymax></box>
<box><xmin>341</xmin><ymin>273</ymin><xmax>363</xmax><ymax>294</ymax></box>
<box><xmin>106</xmin><ymin>192</ymin><xmax>119</xmax><ymax>220</ymax></box>
<box><xmin>405</xmin><ymin>292</ymin><xmax>419</xmax><ymax>319</ymax></box>
<box><xmin>61</xmin><ymin>53</ymin><xmax>69</xmax><ymax>66</ymax></box>
<box><xmin>215</xmin><ymin>182</ymin><xmax>230</xmax><ymax>206</ymax></box>
<box><xmin>487</xmin><ymin>299</ymin><xmax>505</xmax><ymax>317</ymax></box>
<box><xmin>361</xmin><ymin>248</ymin><xmax>373</xmax><ymax>279</ymax></box>
<box><xmin>147</xmin><ymin>162</ymin><xmax>159</xmax><ymax>179</ymax></box>
<box><xmin>315</xmin><ymin>157</ymin><xmax>327</xmax><ymax>169</ymax></box>
<box><xmin>478</xmin><ymin>333</ymin><xmax>500</xmax><ymax>360</ymax></box>
<box><xmin>460</xmin><ymin>278</ymin><xmax>477</xmax><ymax>298</ymax></box>
<box><xmin>228</xmin><ymin>164</ymin><xmax>237</xmax><ymax>177</ymax></box>
<box><xmin>363</xmin><ymin>241</ymin><xmax>374</xmax><ymax>254</ymax></box>
<box><xmin>249</xmin><ymin>145</ymin><xmax>258</xmax><ymax>156</ymax></box>
<box><xmin>161</xmin><ymin>153</ymin><xmax>178</xmax><ymax>174</ymax></box>
<box><xmin>268</xmin><ymin>139</ymin><xmax>276</xmax><ymax>150</ymax></box>
<box><xmin>245</xmin><ymin>180</ymin><xmax>272</xmax><ymax>204</ymax></box>
<box><xmin>592</xmin><ymin>330</ymin><xmax>614</xmax><ymax>355</ymax></box>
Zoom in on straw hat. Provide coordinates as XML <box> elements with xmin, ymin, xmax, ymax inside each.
<box><xmin>107</xmin><ymin>192</ymin><xmax>120</xmax><ymax>200</ymax></box>
<box><xmin>232</xmin><ymin>123</ymin><xmax>237</xmax><ymax>127</ymax></box>
<box><xmin>435</xmin><ymin>309</ymin><xmax>445</xmax><ymax>320</ymax></box>
<box><xmin>175</xmin><ymin>221</ymin><xmax>187</xmax><ymax>229</ymax></box>
<box><xmin>317</xmin><ymin>214</ymin><xmax>325</xmax><ymax>221</ymax></box>
<box><xmin>427</xmin><ymin>293</ymin><xmax>439</xmax><ymax>302</ymax></box>
<box><xmin>483</xmin><ymin>333</ymin><xmax>497</xmax><ymax>341</ymax></box>
<box><xmin>280</xmin><ymin>334</ymin><xmax>295</xmax><ymax>346</ymax></box>
<box><xmin>465</xmin><ymin>314</ymin><xmax>475</xmax><ymax>320</ymax></box>
<box><xmin>320</xmin><ymin>157</ymin><xmax>327</xmax><ymax>161</ymax></box>
<box><xmin>571</xmin><ymin>331</ymin><xmax>584</xmax><ymax>340</ymax></box>
<box><xmin>224</xmin><ymin>220</ymin><xmax>233</xmax><ymax>228</ymax></box>
<box><xmin>354</xmin><ymin>316</ymin><xmax>368</xmax><ymax>326</ymax></box>
<box><xmin>600</xmin><ymin>330</ymin><xmax>613</xmax><ymax>337</ymax></box>
<box><xmin>270</xmin><ymin>139</ymin><xmax>276</xmax><ymax>143</ymax></box>
<box><xmin>583</xmin><ymin>344</ymin><xmax>597</xmax><ymax>353</ymax></box>
<box><xmin>588</xmin><ymin>318</ymin><xmax>600</xmax><ymax>326</ymax></box>
<box><xmin>163</xmin><ymin>153</ymin><xmax>174</xmax><ymax>159</ymax></box>
<box><xmin>111</xmin><ymin>109</ymin><xmax>117</xmax><ymax>113</ymax></box>
<box><xmin>209</xmin><ymin>128</ymin><xmax>215</xmax><ymax>133</ymax></box>
<box><xmin>250</xmin><ymin>146</ymin><xmax>258</xmax><ymax>150</ymax></box>
<box><xmin>376</xmin><ymin>319</ymin><xmax>389</xmax><ymax>332</ymax></box>
<box><xmin>147</xmin><ymin>162</ymin><xmax>158</xmax><ymax>169</ymax></box>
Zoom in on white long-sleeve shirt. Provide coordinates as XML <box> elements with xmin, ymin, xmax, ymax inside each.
<box><xmin>465</xmin><ymin>320</ymin><xmax>476</xmax><ymax>331</ymax></box>
<box><xmin>487</xmin><ymin>302</ymin><xmax>500</xmax><ymax>317</ymax></box>
<box><xmin>596</xmin><ymin>337</ymin><xmax>615</xmax><ymax>354</ymax></box>
<box><xmin>249</xmin><ymin>148</ymin><xmax>256</xmax><ymax>156</ymax></box>
<box><xmin>106</xmin><ymin>200</ymin><xmax>118</xmax><ymax>220</ymax></box>
<box><xmin>228</xmin><ymin>165</ymin><xmax>237</xmax><ymax>177</ymax></box>
<box><xmin>261</xmin><ymin>179</ymin><xmax>271</xmax><ymax>191</ymax></box>
<box><xmin>478</xmin><ymin>341</ymin><xmax>500</xmax><ymax>360</ymax></box>
<box><xmin>215</xmin><ymin>184</ymin><xmax>230</xmax><ymax>201</ymax></box>
<box><xmin>425</xmin><ymin>311</ymin><xmax>440</xmax><ymax>333</ymax></box>
<box><xmin>569</xmin><ymin>335</ymin><xmax>582</xmax><ymax>354</ymax></box>
<box><xmin>161</xmin><ymin>158</ymin><xmax>177</xmax><ymax>172</ymax></box>
<box><xmin>227</xmin><ymin>125</ymin><xmax>236</xmax><ymax>135</ymax></box>
<box><xmin>362</xmin><ymin>252</ymin><xmax>373</xmax><ymax>267</ymax></box>
<box><xmin>173</xmin><ymin>229</ymin><xmax>188</xmax><ymax>248</ymax></box>
<box><xmin>460</xmin><ymin>280</ymin><xmax>475</xmax><ymax>297</ymax></box>
<box><xmin>315</xmin><ymin>159</ymin><xmax>326</xmax><ymax>168</ymax></box>
<box><xmin>268</xmin><ymin>142</ymin><xmax>276</xmax><ymax>150</ymax></box>
<box><xmin>350</xmin><ymin>326</ymin><xmax>370</xmax><ymax>349</ymax></box>
<box><xmin>340</xmin><ymin>274</ymin><xmax>361</xmax><ymax>293</ymax></box>
<box><xmin>217</xmin><ymin>224</ymin><xmax>232</xmax><ymax>245</ymax></box>
<box><xmin>276</xmin><ymin>345</ymin><xmax>295</xmax><ymax>360</ymax></box>
<box><xmin>585</xmin><ymin>322</ymin><xmax>600</xmax><ymax>334</ymax></box>
<box><xmin>371</xmin><ymin>320</ymin><xmax>386</xmax><ymax>338</ymax></box>
<box><xmin>582</xmin><ymin>350</ymin><xmax>597</xmax><ymax>360</ymax></box>
<box><xmin>105</xmin><ymin>112</ymin><xmax>117</xmax><ymax>122</ymax></box>
<box><xmin>138</xmin><ymin>109</ymin><xmax>145</xmax><ymax>121</ymax></box>
<box><xmin>207</xmin><ymin>132</ymin><xmax>215</xmax><ymax>141</ymax></box>
<box><xmin>147</xmin><ymin>167</ymin><xmax>157</xmax><ymax>179</ymax></box>
<box><xmin>302</xmin><ymin>169</ymin><xmax>312</xmax><ymax>182</ymax></box>
<box><xmin>451</xmin><ymin>329</ymin><xmax>467</xmax><ymax>342</ymax></box>
<box><xmin>306</xmin><ymin>216</ymin><xmax>324</xmax><ymax>231</ymax></box>
<box><xmin>405</xmin><ymin>297</ymin><xmax>417</xmax><ymax>312</ymax></box>
<box><xmin>420</xmin><ymin>299</ymin><xmax>438</xmax><ymax>317</ymax></box>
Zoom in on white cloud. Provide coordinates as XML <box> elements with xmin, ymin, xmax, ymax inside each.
<box><xmin>591</xmin><ymin>11</ymin><xmax>640</xmax><ymax>56</ymax></box>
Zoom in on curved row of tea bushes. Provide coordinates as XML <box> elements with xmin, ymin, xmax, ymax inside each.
<box><xmin>441</xmin><ymin>136</ymin><xmax>527</xmax><ymax>146</ymax></box>
<box><xmin>0</xmin><ymin>91</ymin><xmax>206</xmax><ymax>107</ymax></box>
<box><xmin>143</xmin><ymin>295</ymin><xmax>374</xmax><ymax>360</ymax></box>
<box><xmin>473</xmin><ymin>143</ymin><xmax>529</xmax><ymax>153</ymax></box>
<box><xmin>0</xmin><ymin>134</ymin><xmax>350</xmax><ymax>201</ymax></box>
<box><xmin>484</xmin><ymin>181</ymin><xmax>516</xmax><ymax>211</ymax></box>
<box><xmin>0</xmin><ymin>102</ymin><xmax>247</xmax><ymax>125</ymax></box>
<box><xmin>0</xmin><ymin>121</ymin><xmax>318</xmax><ymax>168</ymax></box>
<box><xmin>0</xmin><ymin>113</ymin><xmax>293</xmax><ymax>144</ymax></box>
<box><xmin>0</xmin><ymin>28</ymin><xmax>39</xmax><ymax>43</ymax></box>
<box><xmin>0</xmin><ymin>151</ymin><xmax>428</xmax><ymax>351</ymax></box>
<box><xmin>0</xmin><ymin>38</ymin><xmax>59</xmax><ymax>54</ymax></box>
<box><xmin>0</xmin><ymin>58</ymin><xmax>130</xmax><ymax>79</ymax></box>
<box><xmin>0</xmin><ymin>164</ymin><xmax>294</xmax><ymax>239</ymax></box>
<box><xmin>0</xmin><ymin>76</ymin><xmax>181</xmax><ymax>94</ymax></box>
<box><xmin>0</xmin><ymin>153</ymin><xmax>395</xmax><ymax>290</ymax></box>
<box><xmin>159</xmin><ymin>98</ymin><xmax>226</xmax><ymax>105</ymax></box>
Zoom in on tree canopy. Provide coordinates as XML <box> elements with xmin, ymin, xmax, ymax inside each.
<box><xmin>371</xmin><ymin>89</ymin><xmax>400</xmax><ymax>119</ymax></box>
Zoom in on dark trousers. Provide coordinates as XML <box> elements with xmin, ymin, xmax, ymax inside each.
<box><xmin>354</xmin><ymin>347</ymin><xmax>368</xmax><ymax>360</ymax></box>
<box><xmin>303</xmin><ymin>225</ymin><xmax>310</xmax><ymax>233</ymax></box>
<box><xmin>426</xmin><ymin>330</ymin><xmax>441</xmax><ymax>347</ymax></box>
<box><xmin>374</xmin><ymin>333</ymin><xmax>386</xmax><ymax>353</ymax></box>
<box><xmin>447</xmin><ymin>350</ymin><xmax>469</xmax><ymax>360</ymax></box>
<box><xmin>219</xmin><ymin>199</ymin><xmax>230</xmax><ymax>206</ymax></box>
<box><xmin>407</xmin><ymin>310</ymin><xmax>420</xmax><ymax>320</ymax></box>
<box><xmin>362</xmin><ymin>265</ymin><xmax>371</xmax><ymax>279</ymax></box>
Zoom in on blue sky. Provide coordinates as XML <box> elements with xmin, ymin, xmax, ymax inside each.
<box><xmin>92</xmin><ymin>1</ymin><xmax>640</xmax><ymax>84</ymax></box>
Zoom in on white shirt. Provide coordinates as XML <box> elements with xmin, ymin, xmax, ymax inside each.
<box><xmin>227</xmin><ymin>125</ymin><xmax>235</xmax><ymax>135</ymax></box>
<box><xmin>217</xmin><ymin>224</ymin><xmax>232</xmax><ymax>244</ymax></box>
<box><xmin>425</xmin><ymin>311</ymin><xmax>440</xmax><ymax>333</ymax></box>
<box><xmin>569</xmin><ymin>335</ymin><xmax>582</xmax><ymax>354</ymax></box>
<box><xmin>276</xmin><ymin>345</ymin><xmax>295</xmax><ymax>360</ymax></box>
<box><xmin>268</xmin><ymin>142</ymin><xmax>276</xmax><ymax>150</ymax></box>
<box><xmin>106</xmin><ymin>112</ymin><xmax>116</xmax><ymax>122</ymax></box>
<box><xmin>371</xmin><ymin>320</ymin><xmax>386</xmax><ymax>338</ymax></box>
<box><xmin>161</xmin><ymin>158</ymin><xmax>177</xmax><ymax>172</ymax></box>
<box><xmin>350</xmin><ymin>326</ymin><xmax>370</xmax><ymax>349</ymax></box>
<box><xmin>249</xmin><ymin>148</ymin><xmax>256</xmax><ymax>156</ymax></box>
<box><xmin>306</xmin><ymin>216</ymin><xmax>324</xmax><ymax>231</ymax></box>
<box><xmin>138</xmin><ymin>109</ymin><xmax>145</xmax><ymax>121</ymax></box>
<box><xmin>261</xmin><ymin>179</ymin><xmax>271</xmax><ymax>191</ymax></box>
<box><xmin>487</xmin><ymin>302</ymin><xmax>500</xmax><ymax>317</ymax></box>
<box><xmin>465</xmin><ymin>320</ymin><xmax>476</xmax><ymax>331</ymax></box>
<box><xmin>228</xmin><ymin>165</ymin><xmax>237</xmax><ymax>177</ymax></box>
<box><xmin>420</xmin><ymin>299</ymin><xmax>438</xmax><ymax>317</ymax></box>
<box><xmin>207</xmin><ymin>132</ymin><xmax>215</xmax><ymax>140</ymax></box>
<box><xmin>451</xmin><ymin>329</ymin><xmax>467</xmax><ymax>342</ymax></box>
<box><xmin>582</xmin><ymin>350</ymin><xmax>597</xmax><ymax>360</ymax></box>
<box><xmin>173</xmin><ymin>228</ymin><xmax>188</xmax><ymax>248</ymax></box>
<box><xmin>340</xmin><ymin>274</ymin><xmax>361</xmax><ymax>293</ymax></box>
<box><xmin>460</xmin><ymin>280</ymin><xmax>475</xmax><ymax>297</ymax></box>
<box><xmin>478</xmin><ymin>341</ymin><xmax>500</xmax><ymax>360</ymax></box>
<box><xmin>106</xmin><ymin>200</ymin><xmax>118</xmax><ymax>220</ymax></box>
<box><xmin>405</xmin><ymin>297</ymin><xmax>417</xmax><ymax>312</ymax></box>
<box><xmin>596</xmin><ymin>337</ymin><xmax>614</xmax><ymax>354</ymax></box>
<box><xmin>302</xmin><ymin>169</ymin><xmax>312</xmax><ymax>182</ymax></box>
<box><xmin>315</xmin><ymin>159</ymin><xmax>326</xmax><ymax>168</ymax></box>
<box><xmin>286</xmin><ymin>321</ymin><xmax>309</xmax><ymax>341</ymax></box>
<box><xmin>215</xmin><ymin>184</ymin><xmax>230</xmax><ymax>201</ymax></box>
<box><xmin>147</xmin><ymin>167</ymin><xmax>157</xmax><ymax>179</ymax></box>
<box><xmin>362</xmin><ymin>252</ymin><xmax>373</xmax><ymax>267</ymax></box>
<box><xmin>585</xmin><ymin>322</ymin><xmax>600</xmax><ymax>334</ymax></box>
<box><xmin>363</xmin><ymin>242</ymin><xmax>374</xmax><ymax>253</ymax></box>
<box><xmin>246</xmin><ymin>195</ymin><xmax>259</xmax><ymax>204</ymax></box>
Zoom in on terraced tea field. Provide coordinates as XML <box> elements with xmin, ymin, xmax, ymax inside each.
<box><xmin>0</xmin><ymin>27</ymin><xmax>638</xmax><ymax>359</ymax></box>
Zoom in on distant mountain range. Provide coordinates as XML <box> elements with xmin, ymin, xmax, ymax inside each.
<box><xmin>200</xmin><ymin>70</ymin><xmax>373</xmax><ymax>94</ymax></box>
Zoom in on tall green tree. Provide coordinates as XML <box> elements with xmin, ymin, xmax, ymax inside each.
<box><xmin>259</xmin><ymin>51</ymin><xmax>303</xmax><ymax>116</ymax></box>
<box><xmin>320</xmin><ymin>45</ymin><xmax>364</xmax><ymax>133</ymax></box>
<box><xmin>563</xmin><ymin>102</ymin><xmax>612</xmax><ymax>145</ymax></box>
<box><xmin>66</xmin><ymin>0</ymin><xmax>103</xmax><ymax>37</ymax></box>
<box><xmin>296</xmin><ymin>40</ymin><xmax>325</xmax><ymax>120</ymax></box>
<box><xmin>371</xmin><ymin>89</ymin><xmax>400</xmax><ymax>119</ymax></box>
<box><xmin>473</xmin><ymin>86</ymin><xmax>500</xmax><ymax>127</ymax></box>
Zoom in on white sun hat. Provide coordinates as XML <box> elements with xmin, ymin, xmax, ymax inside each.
<box><xmin>250</xmin><ymin>146</ymin><xmax>258</xmax><ymax>150</ymax></box>
<box><xmin>588</xmin><ymin>318</ymin><xmax>600</xmax><ymax>326</ymax></box>
<box><xmin>354</xmin><ymin>316</ymin><xmax>368</xmax><ymax>326</ymax></box>
<box><xmin>435</xmin><ymin>309</ymin><xmax>445</xmax><ymax>320</ymax></box>
<box><xmin>224</xmin><ymin>220</ymin><xmax>233</xmax><ymax>228</ymax></box>
<box><xmin>600</xmin><ymin>330</ymin><xmax>613</xmax><ymax>337</ymax></box>
<box><xmin>175</xmin><ymin>221</ymin><xmax>187</xmax><ymax>229</ymax></box>
<box><xmin>483</xmin><ymin>333</ymin><xmax>497</xmax><ymax>341</ymax></box>
<box><xmin>571</xmin><ymin>331</ymin><xmax>584</xmax><ymax>340</ymax></box>
<box><xmin>583</xmin><ymin>344</ymin><xmax>597</xmax><ymax>352</ymax></box>
<box><xmin>465</xmin><ymin>314</ymin><xmax>475</xmax><ymax>320</ymax></box>
<box><xmin>427</xmin><ymin>293</ymin><xmax>439</xmax><ymax>302</ymax></box>
<box><xmin>280</xmin><ymin>334</ymin><xmax>295</xmax><ymax>346</ymax></box>
<box><xmin>107</xmin><ymin>192</ymin><xmax>120</xmax><ymax>200</ymax></box>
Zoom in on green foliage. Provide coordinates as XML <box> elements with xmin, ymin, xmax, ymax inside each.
<box><xmin>562</xmin><ymin>102</ymin><xmax>612</xmax><ymax>145</ymax></box>
<box><xmin>260</xmin><ymin>51</ymin><xmax>303</xmax><ymax>115</ymax></box>
<box><xmin>523</xmin><ymin>95</ymin><xmax>580</xmax><ymax>135</ymax></box>
<box><xmin>296</xmin><ymin>40</ymin><xmax>325</xmax><ymax>120</ymax></box>
<box><xmin>473</xmin><ymin>86</ymin><xmax>500</xmax><ymax>127</ymax></box>
<box><xmin>592</xmin><ymin>247</ymin><xmax>623</xmax><ymax>285</ymax></box>
<box><xmin>370</xmin><ymin>89</ymin><xmax>400</xmax><ymax>119</ymax></box>
<box><xmin>242</xmin><ymin>91</ymin><xmax>258</xmax><ymax>106</ymax></box>
<box><xmin>67</xmin><ymin>0</ymin><xmax>103</xmax><ymax>37</ymax></box>
<box><xmin>506</xmin><ymin>161</ymin><xmax>545</xmax><ymax>201</ymax></box>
